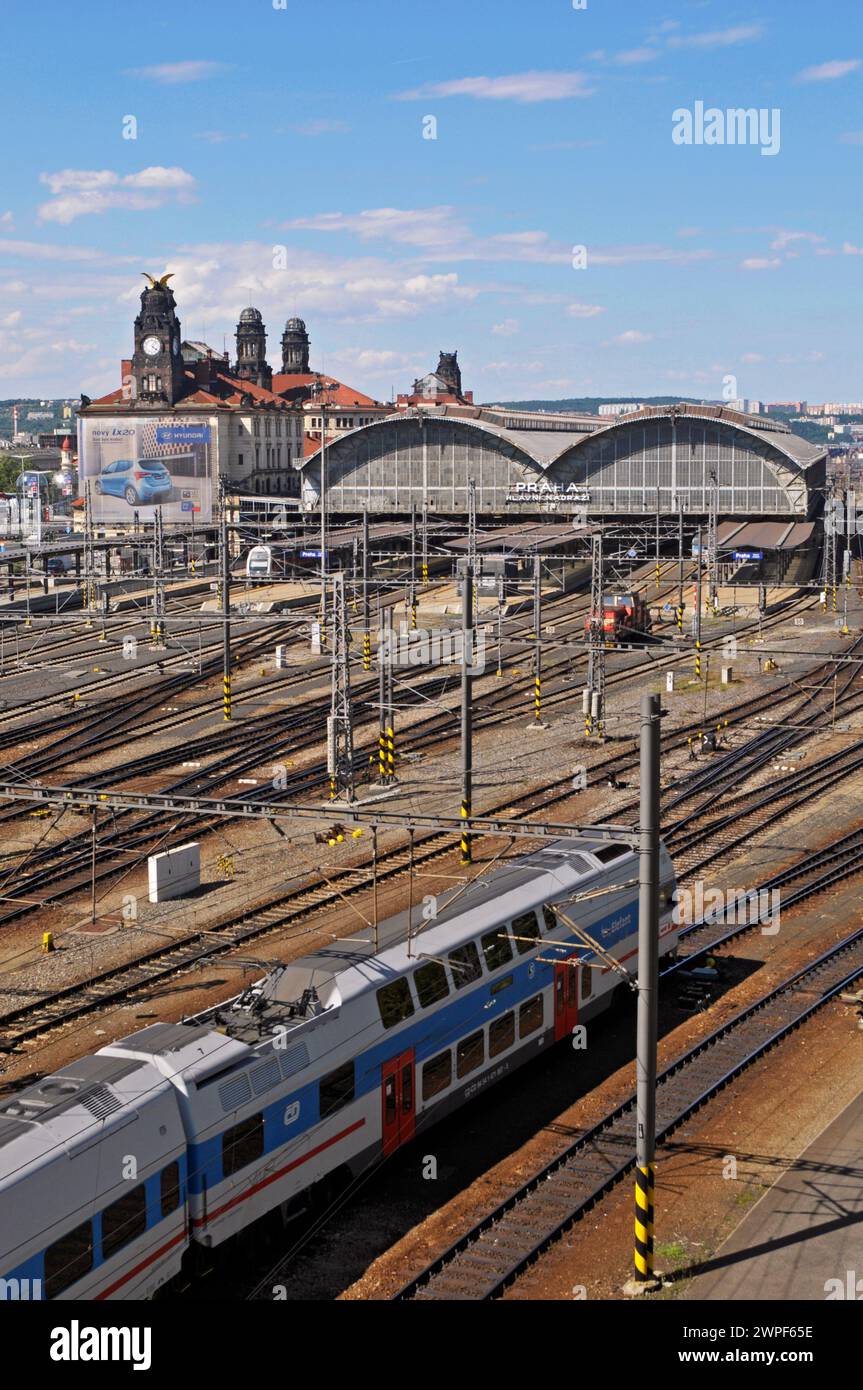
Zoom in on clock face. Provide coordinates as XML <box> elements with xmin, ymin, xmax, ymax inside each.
<box><xmin>143</xmin><ymin>336</ymin><xmax>161</xmax><ymax>357</ymax></box>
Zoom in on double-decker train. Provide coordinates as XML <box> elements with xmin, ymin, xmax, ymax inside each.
<box><xmin>0</xmin><ymin>834</ymin><xmax>678</xmax><ymax>1300</ymax></box>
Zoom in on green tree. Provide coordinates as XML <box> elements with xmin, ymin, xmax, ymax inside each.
<box><xmin>0</xmin><ymin>455</ymin><xmax>24</xmax><ymax>491</ymax></box>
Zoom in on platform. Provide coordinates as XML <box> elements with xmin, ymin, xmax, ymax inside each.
<box><xmin>684</xmin><ymin>1089</ymin><xmax>863</xmax><ymax>1301</ymax></box>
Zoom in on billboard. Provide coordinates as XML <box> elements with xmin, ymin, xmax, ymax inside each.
<box><xmin>78</xmin><ymin>416</ymin><xmax>214</xmax><ymax>523</ymax></box>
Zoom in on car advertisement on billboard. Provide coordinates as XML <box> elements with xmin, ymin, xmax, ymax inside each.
<box><xmin>77</xmin><ymin>416</ymin><xmax>214</xmax><ymax>523</ymax></box>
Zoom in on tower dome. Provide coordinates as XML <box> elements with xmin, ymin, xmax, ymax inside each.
<box><xmin>281</xmin><ymin>316</ymin><xmax>311</xmax><ymax>374</ymax></box>
<box><xmin>234</xmin><ymin>306</ymin><xmax>271</xmax><ymax>389</ymax></box>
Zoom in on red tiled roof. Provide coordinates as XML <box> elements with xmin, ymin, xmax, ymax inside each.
<box><xmin>272</xmin><ymin>371</ymin><xmax>383</xmax><ymax>409</ymax></box>
<box><xmin>303</xmin><ymin>432</ymin><xmax>322</xmax><ymax>458</ymax></box>
<box><xmin>215</xmin><ymin>373</ymin><xmax>296</xmax><ymax>409</ymax></box>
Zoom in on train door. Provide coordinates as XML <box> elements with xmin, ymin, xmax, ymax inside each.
<box><xmin>553</xmin><ymin>956</ymin><xmax>579</xmax><ymax>1041</ymax></box>
<box><xmin>381</xmin><ymin>1047</ymin><xmax>416</xmax><ymax>1157</ymax></box>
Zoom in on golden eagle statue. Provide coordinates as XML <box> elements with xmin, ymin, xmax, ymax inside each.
<box><xmin>141</xmin><ymin>272</ymin><xmax>175</xmax><ymax>288</ymax></box>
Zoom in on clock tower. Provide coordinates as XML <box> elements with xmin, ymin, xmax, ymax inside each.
<box><xmin>131</xmin><ymin>273</ymin><xmax>186</xmax><ymax>405</ymax></box>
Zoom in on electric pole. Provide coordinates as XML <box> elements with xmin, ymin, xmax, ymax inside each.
<box><xmin>460</xmin><ymin>563</ymin><xmax>474</xmax><ymax>864</ymax></box>
<box><xmin>327</xmin><ymin>572</ymin><xmax>355</xmax><ymax>802</ymax></box>
<box><xmin>585</xmin><ymin>531</ymin><xmax>605</xmax><ymax>737</ymax></box>
<box><xmin>220</xmin><ymin>481</ymin><xmax>232</xmax><ymax>720</ymax></box>
<box><xmin>532</xmin><ymin>552</ymin><xmax>543</xmax><ymax>725</ymax></box>
<box><xmin>676</xmin><ymin>498</ymin><xmax>684</xmax><ymax>636</ymax></box>
<box><xmin>362</xmin><ymin>508</ymin><xmax>371</xmax><ymax>672</ymax></box>
<box><xmin>632</xmin><ymin>690</ymin><xmax>661</xmax><ymax>1290</ymax></box>
<box><xmin>694</xmin><ymin>524</ymin><xmax>703</xmax><ymax>680</ymax></box>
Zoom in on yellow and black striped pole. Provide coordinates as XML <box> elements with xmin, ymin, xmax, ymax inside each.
<box><xmin>695</xmin><ymin>638</ymin><xmax>702</xmax><ymax>680</ymax></box>
<box><xmin>634</xmin><ymin>1162</ymin><xmax>655</xmax><ymax>1281</ymax></box>
<box><xmin>422</xmin><ymin>560</ymin><xmax>429</xmax><ymax>585</ymax></box>
<box><xmin>676</xmin><ymin>604</ymin><xmax>683</xmax><ymax>635</ymax></box>
<box><xmin>378</xmin><ymin>727</ymin><xmax>386</xmax><ymax>783</ymax></box>
<box><xmin>223</xmin><ymin>673</ymin><xmax>231</xmax><ymax>721</ymax></box>
<box><xmin>534</xmin><ymin>674</ymin><xmax>542</xmax><ymax>723</ymax></box>
<box><xmin>362</xmin><ymin>629</ymin><xmax>371</xmax><ymax>672</ymax></box>
<box><xmin>460</xmin><ymin>796</ymin><xmax>471</xmax><ymax>864</ymax></box>
<box><xmin>386</xmin><ymin>722</ymin><xmax>395</xmax><ymax>781</ymax></box>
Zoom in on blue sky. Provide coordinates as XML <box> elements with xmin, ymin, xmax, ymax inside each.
<box><xmin>1</xmin><ymin>0</ymin><xmax>861</xmax><ymax>404</ymax></box>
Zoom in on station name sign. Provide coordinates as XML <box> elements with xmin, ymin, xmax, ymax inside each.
<box><xmin>505</xmin><ymin>482</ymin><xmax>591</xmax><ymax>504</ymax></box>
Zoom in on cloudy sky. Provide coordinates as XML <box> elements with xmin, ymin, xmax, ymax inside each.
<box><xmin>1</xmin><ymin>0</ymin><xmax>861</xmax><ymax>403</ymax></box>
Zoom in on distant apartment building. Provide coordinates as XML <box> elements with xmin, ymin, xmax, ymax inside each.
<box><xmin>766</xmin><ymin>401</ymin><xmax>808</xmax><ymax>416</ymax></box>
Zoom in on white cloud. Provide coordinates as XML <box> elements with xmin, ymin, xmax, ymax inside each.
<box><xmin>396</xmin><ymin>71</ymin><xmax>596</xmax><ymax>103</ymax></box>
<box><xmin>668</xmin><ymin>24</ymin><xmax>764</xmax><ymax>50</ymax></box>
<box><xmin>741</xmin><ymin>353</ymin><xmax>764</xmax><ymax>364</ymax></box>
<box><xmin>0</xmin><ymin>211</ymin><xmax>14</xmax><ymax>231</ymax></box>
<box><xmin>484</xmin><ymin>359</ymin><xmax>546</xmax><ymax>373</ymax></box>
<box><xmin>281</xmin><ymin>207</ymin><xmax>712</xmax><ymax>270</ymax></box>
<box><xmin>0</xmin><ymin>238</ymin><xmax>103</xmax><ymax>261</ymax></box>
<box><xmin>0</xmin><ymin>310</ymin><xmax>22</xmax><ymax>328</ymax></box>
<box><xmin>567</xmin><ymin>302</ymin><xmax>605</xmax><ymax>318</ymax></box>
<box><xmin>840</xmin><ymin>130</ymin><xmax>863</xmax><ymax>144</ymax></box>
<box><xmin>769</xmin><ymin>229</ymin><xmax>826</xmax><ymax>251</ymax></box>
<box><xmin>193</xmin><ymin>131</ymin><xmax>248</xmax><ymax>144</ymax></box>
<box><xmin>609</xmin><ymin>330</ymin><xmax>653</xmax><ymax>345</ymax></box>
<box><xmin>127</xmin><ymin>60</ymin><xmax>229</xmax><ymax>84</ymax></box>
<box><xmin>615</xmin><ymin>48</ymin><xmax>660</xmax><ymax>66</ymax></box>
<box><xmin>327</xmin><ymin>347</ymin><xmax>414</xmax><ymax>377</ymax></box>
<box><xmin>842</xmin><ymin>241</ymin><xmax>863</xmax><ymax>256</ymax></box>
<box><xmin>797</xmin><ymin>59</ymin><xmax>861</xmax><ymax>83</ymax></box>
<box><xmin>291</xmin><ymin>119</ymin><xmax>351</xmax><ymax>136</ymax></box>
<box><xmin>37</xmin><ymin>167</ymin><xmax>197</xmax><ymax>224</ymax></box>
<box><xmin>152</xmin><ymin>240</ymin><xmax>485</xmax><ymax>325</ymax></box>
<box><xmin>283</xmin><ymin>205</ymin><xmax>470</xmax><ymax>250</ymax></box>
<box><xmin>491</xmin><ymin>319</ymin><xmax>519</xmax><ymax>336</ymax></box>
<box><xmin>740</xmin><ymin>257</ymin><xmax>782</xmax><ymax>270</ymax></box>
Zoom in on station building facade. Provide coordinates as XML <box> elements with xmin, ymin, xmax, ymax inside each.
<box><xmin>299</xmin><ymin>402</ymin><xmax>826</xmax><ymax>521</ymax></box>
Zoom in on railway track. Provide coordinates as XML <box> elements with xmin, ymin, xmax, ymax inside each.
<box><xmin>2</xmin><ymin>638</ymin><xmax>860</xmax><ymax>1054</ymax></box>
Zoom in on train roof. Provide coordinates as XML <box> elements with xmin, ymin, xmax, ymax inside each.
<box><xmin>0</xmin><ymin>1054</ymin><xmax>159</xmax><ymax>1181</ymax></box>
<box><xmin>218</xmin><ymin>835</ymin><xmax>650</xmax><ymax>1041</ymax></box>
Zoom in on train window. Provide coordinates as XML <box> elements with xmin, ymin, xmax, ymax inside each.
<box><xmin>512</xmin><ymin>911</ymin><xmax>541</xmax><ymax>955</ymax></box>
<box><xmin>222</xmin><ymin>1113</ymin><xmax>264</xmax><ymax>1177</ymax></box>
<box><xmin>101</xmin><ymin>1183</ymin><xmax>147</xmax><ymax>1261</ymax></box>
<box><xmin>542</xmin><ymin>905</ymin><xmax>559</xmax><ymax>933</ymax></box>
<box><xmin>456</xmin><ymin>1029</ymin><xmax>484</xmax><ymax>1079</ymax></box>
<box><xmin>422</xmin><ymin>1051</ymin><xmax>452</xmax><ymax>1101</ymax></box>
<box><xmin>377</xmin><ymin>978</ymin><xmax>415</xmax><ymax>1028</ymax></box>
<box><xmin>659</xmin><ymin>880</ymin><xmax>675</xmax><ymax>907</ymax></box>
<box><xmin>592</xmin><ymin>843</ymin><xmax>630</xmax><ymax>864</ymax></box>
<box><xmin>414</xmin><ymin>960</ymin><xmax>449</xmax><ymax>1009</ymax></box>
<box><xmin>481</xmin><ymin>928</ymin><xmax>512</xmax><ymax>972</ymax></box>
<box><xmin>448</xmin><ymin>942</ymin><xmax>482</xmax><ymax>989</ymax></box>
<box><xmin>581</xmin><ymin>965</ymin><xmax>594</xmax><ymax>1001</ymax></box>
<box><xmin>489</xmin><ymin>1011</ymin><xmax>516</xmax><ymax>1058</ymax></box>
<box><xmin>44</xmin><ymin>1219</ymin><xmax>93</xmax><ymax>1299</ymax></box>
<box><xmin>519</xmin><ymin>994</ymin><xmax>544</xmax><ymax>1038</ymax></box>
<box><xmin>320</xmin><ymin>1061</ymin><xmax>355</xmax><ymax>1119</ymax></box>
<box><xmin>161</xmin><ymin>1161</ymin><xmax>181</xmax><ymax>1218</ymax></box>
